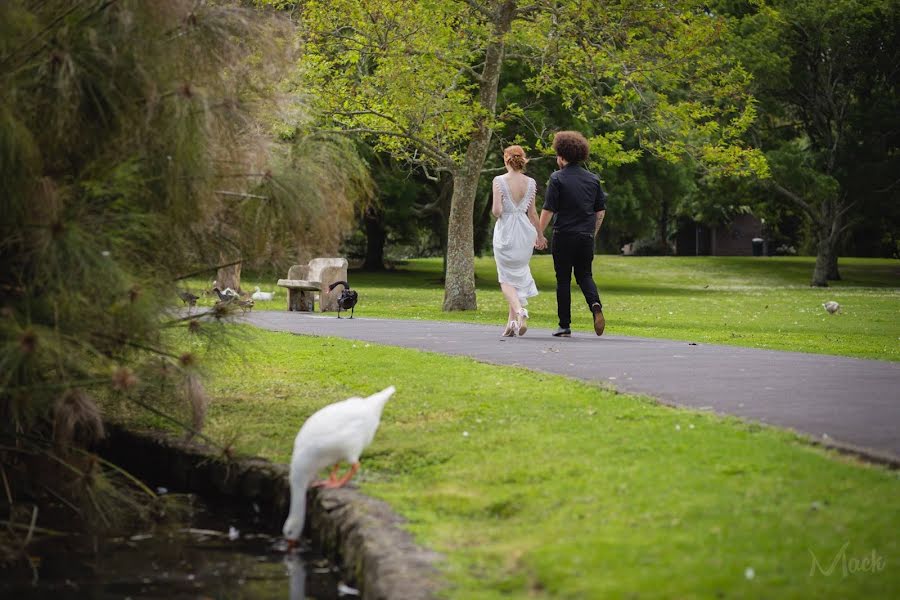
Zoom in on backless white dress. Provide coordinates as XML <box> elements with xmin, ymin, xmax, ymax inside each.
<box><xmin>492</xmin><ymin>175</ymin><xmax>539</xmax><ymax>305</ymax></box>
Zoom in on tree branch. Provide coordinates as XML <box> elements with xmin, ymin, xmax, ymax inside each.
<box><xmin>837</xmin><ymin>218</ymin><xmax>859</xmax><ymax>236</ymax></box>
<box><xmin>766</xmin><ymin>179</ymin><xmax>819</xmax><ymax>223</ymax></box>
<box><xmin>516</xmin><ymin>3</ymin><xmax>544</xmax><ymax>18</ymax></box>
<box><xmin>174</xmin><ymin>260</ymin><xmax>243</xmax><ymax>282</ymax></box>
<box><xmin>403</xmin><ymin>48</ymin><xmax>484</xmax><ymax>82</ymax></box>
<box><xmin>215</xmin><ymin>190</ymin><xmax>268</xmax><ymax>200</ymax></box>
<box><xmin>421</xmin><ymin>163</ymin><xmax>441</xmax><ymax>182</ymax></box>
<box><xmin>460</xmin><ymin>0</ymin><xmax>495</xmax><ymax>19</ymax></box>
<box><xmin>836</xmin><ymin>199</ymin><xmax>858</xmax><ymax>221</ymax></box>
<box><xmin>480</xmin><ymin>155</ymin><xmax>548</xmax><ymax>174</ymax></box>
<box><xmin>319</xmin><ymin>127</ymin><xmax>457</xmax><ymax>169</ymax></box>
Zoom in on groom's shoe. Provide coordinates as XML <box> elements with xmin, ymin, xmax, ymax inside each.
<box><xmin>552</xmin><ymin>327</ymin><xmax>572</xmax><ymax>337</ymax></box>
<box><xmin>591</xmin><ymin>303</ymin><xmax>605</xmax><ymax>336</ymax></box>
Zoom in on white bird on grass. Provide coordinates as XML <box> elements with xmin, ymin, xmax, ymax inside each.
<box><xmin>252</xmin><ymin>286</ymin><xmax>275</xmax><ymax>301</ymax></box>
<box><xmin>823</xmin><ymin>301</ymin><xmax>841</xmax><ymax>314</ymax></box>
<box><xmin>282</xmin><ymin>385</ymin><xmax>396</xmax><ymax>548</ymax></box>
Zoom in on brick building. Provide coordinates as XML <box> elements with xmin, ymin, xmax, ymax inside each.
<box><xmin>675</xmin><ymin>214</ymin><xmax>764</xmax><ymax>256</ymax></box>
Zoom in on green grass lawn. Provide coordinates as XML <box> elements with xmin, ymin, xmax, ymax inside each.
<box><xmin>148</xmin><ymin>326</ymin><xmax>899</xmax><ymax>599</ymax></box>
<box><xmin>192</xmin><ymin>256</ymin><xmax>899</xmax><ymax>361</ymax></box>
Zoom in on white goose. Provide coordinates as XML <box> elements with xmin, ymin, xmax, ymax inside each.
<box><xmin>282</xmin><ymin>385</ymin><xmax>396</xmax><ymax>546</ymax></box>
<box><xmin>252</xmin><ymin>286</ymin><xmax>275</xmax><ymax>301</ymax></box>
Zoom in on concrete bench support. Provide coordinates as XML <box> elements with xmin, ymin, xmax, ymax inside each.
<box><xmin>276</xmin><ymin>279</ymin><xmax>320</xmax><ymax>312</ymax></box>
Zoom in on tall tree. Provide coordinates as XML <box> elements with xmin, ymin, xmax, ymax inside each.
<box><xmin>275</xmin><ymin>0</ymin><xmax>766</xmax><ymax>309</ymax></box>
<box><xmin>718</xmin><ymin>0</ymin><xmax>899</xmax><ymax>284</ymax></box>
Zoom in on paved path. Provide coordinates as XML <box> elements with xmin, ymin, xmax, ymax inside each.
<box><xmin>246</xmin><ymin>311</ymin><xmax>900</xmax><ymax>462</ymax></box>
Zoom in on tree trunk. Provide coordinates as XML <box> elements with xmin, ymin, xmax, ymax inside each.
<box><xmin>769</xmin><ymin>181</ymin><xmax>847</xmax><ymax>289</ymax></box>
<box><xmin>433</xmin><ymin>177</ymin><xmax>452</xmax><ymax>281</ymax></box>
<box><xmin>363</xmin><ymin>205</ymin><xmax>386</xmax><ymax>271</ymax></box>
<box><xmin>473</xmin><ymin>189</ymin><xmax>493</xmax><ymax>257</ymax></box>
<box><xmin>217</xmin><ymin>251</ymin><xmax>242</xmax><ymax>292</ymax></box>
<box><xmin>826</xmin><ymin>249</ymin><xmax>841</xmax><ymax>280</ymax></box>
<box><xmin>811</xmin><ymin>235</ymin><xmax>833</xmax><ymax>287</ymax></box>
<box><xmin>657</xmin><ymin>195</ymin><xmax>670</xmax><ymax>254</ymax></box>
<box><xmin>443</xmin><ymin>171</ymin><xmax>480</xmax><ymax>310</ymax></box>
<box><xmin>441</xmin><ymin>3</ymin><xmax>513</xmax><ymax>311</ymax></box>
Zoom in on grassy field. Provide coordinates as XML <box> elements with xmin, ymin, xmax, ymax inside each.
<box><xmin>194</xmin><ymin>256</ymin><xmax>900</xmax><ymax>361</ymax></box>
<box><xmin>146</xmin><ymin>326</ymin><xmax>898</xmax><ymax>599</ymax></box>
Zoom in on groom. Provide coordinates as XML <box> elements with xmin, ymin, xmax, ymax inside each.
<box><xmin>538</xmin><ymin>131</ymin><xmax>607</xmax><ymax>337</ymax></box>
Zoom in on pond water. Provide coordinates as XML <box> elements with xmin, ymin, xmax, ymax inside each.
<box><xmin>2</xmin><ymin>494</ymin><xmax>351</xmax><ymax>600</ymax></box>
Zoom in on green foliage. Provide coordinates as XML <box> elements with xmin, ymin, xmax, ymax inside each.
<box><xmin>259</xmin><ymin>0</ymin><xmax>773</xmax><ymax>305</ymax></box>
<box><xmin>520</xmin><ymin>1</ymin><xmax>768</xmax><ymax>177</ymax></box>
<box><xmin>341</xmin><ymin>150</ymin><xmax>447</xmax><ymax>268</ymax></box>
<box><xmin>264</xmin><ymin>0</ymin><xmax>768</xmax><ymax>177</ymax></box>
<box><xmin>716</xmin><ymin>0</ymin><xmax>900</xmax><ymax>263</ymax></box>
<box><xmin>290</xmin><ymin>0</ymin><xmax>488</xmax><ymax>168</ymax></box>
<box><xmin>0</xmin><ymin>0</ymin><xmax>369</xmax><ymax>541</ymax></box>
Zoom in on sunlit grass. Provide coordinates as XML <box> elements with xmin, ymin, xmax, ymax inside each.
<box><xmin>175</xmin><ymin>327</ymin><xmax>899</xmax><ymax>599</ymax></box>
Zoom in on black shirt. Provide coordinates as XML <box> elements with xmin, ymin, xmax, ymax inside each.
<box><xmin>543</xmin><ymin>163</ymin><xmax>607</xmax><ymax>235</ymax></box>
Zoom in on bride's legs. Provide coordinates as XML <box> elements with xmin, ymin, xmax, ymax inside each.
<box><xmin>500</xmin><ymin>283</ymin><xmax>524</xmax><ymax>335</ymax></box>
<box><xmin>500</xmin><ymin>283</ymin><xmax>522</xmax><ymax>316</ymax></box>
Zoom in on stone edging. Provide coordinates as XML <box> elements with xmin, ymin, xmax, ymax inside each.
<box><xmin>101</xmin><ymin>424</ymin><xmax>443</xmax><ymax>600</ymax></box>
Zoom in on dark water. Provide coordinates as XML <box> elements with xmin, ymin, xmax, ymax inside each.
<box><xmin>1</xmin><ymin>495</ymin><xmax>352</xmax><ymax>600</ymax></box>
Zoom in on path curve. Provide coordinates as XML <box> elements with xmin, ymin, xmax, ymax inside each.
<box><xmin>245</xmin><ymin>312</ymin><xmax>900</xmax><ymax>463</ymax></box>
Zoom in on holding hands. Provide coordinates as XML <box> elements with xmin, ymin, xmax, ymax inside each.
<box><xmin>534</xmin><ymin>235</ymin><xmax>548</xmax><ymax>250</ymax></box>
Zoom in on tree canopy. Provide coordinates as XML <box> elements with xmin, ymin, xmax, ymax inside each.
<box><xmin>716</xmin><ymin>0</ymin><xmax>900</xmax><ymax>283</ymax></box>
<box><xmin>264</xmin><ymin>0</ymin><xmax>768</xmax><ymax>308</ymax></box>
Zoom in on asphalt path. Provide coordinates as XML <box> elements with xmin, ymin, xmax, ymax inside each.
<box><xmin>245</xmin><ymin>311</ymin><xmax>900</xmax><ymax>463</ymax></box>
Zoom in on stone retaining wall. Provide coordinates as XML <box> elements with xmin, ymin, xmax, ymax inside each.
<box><xmin>101</xmin><ymin>424</ymin><xmax>442</xmax><ymax>600</ymax></box>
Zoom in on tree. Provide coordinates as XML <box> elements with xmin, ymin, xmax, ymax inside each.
<box><xmin>349</xmin><ymin>151</ymin><xmax>440</xmax><ymax>271</ymax></box>
<box><xmin>0</xmin><ymin>0</ymin><xmax>368</xmax><ymax>544</ymax></box>
<box><xmin>273</xmin><ymin>0</ymin><xmax>766</xmax><ymax>309</ymax></box>
<box><xmin>718</xmin><ymin>0</ymin><xmax>900</xmax><ymax>284</ymax></box>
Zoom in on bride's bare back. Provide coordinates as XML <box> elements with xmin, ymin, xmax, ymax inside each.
<box><xmin>502</xmin><ymin>172</ymin><xmax>531</xmax><ymax>204</ymax></box>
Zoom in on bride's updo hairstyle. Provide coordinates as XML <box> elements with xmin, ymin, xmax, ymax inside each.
<box><xmin>503</xmin><ymin>145</ymin><xmax>528</xmax><ymax>171</ymax></box>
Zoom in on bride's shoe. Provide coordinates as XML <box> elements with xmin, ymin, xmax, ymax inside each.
<box><xmin>502</xmin><ymin>320</ymin><xmax>517</xmax><ymax>337</ymax></box>
<box><xmin>516</xmin><ymin>309</ymin><xmax>529</xmax><ymax>336</ymax></box>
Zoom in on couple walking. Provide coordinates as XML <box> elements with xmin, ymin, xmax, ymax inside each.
<box><xmin>492</xmin><ymin>131</ymin><xmax>606</xmax><ymax>338</ymax></box>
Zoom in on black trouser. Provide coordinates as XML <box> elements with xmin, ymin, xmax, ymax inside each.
<box><xmin>551</xmin><ymin>232</ymin><xmax>601</xmax><ymax>328</ymax></box>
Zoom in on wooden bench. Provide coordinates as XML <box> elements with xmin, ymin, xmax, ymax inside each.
<box><xmin>277</xmin><ymin>258</ymin><xmax>348</xmax><ymax>312</ymax></box>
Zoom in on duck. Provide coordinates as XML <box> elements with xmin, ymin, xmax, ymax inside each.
<box><xmin>178</xmin><ymin>290</ymin><xmax>199</xmax><ymax>307</ymax></box>
<box><xmin>237</xmin><ymin>297</ymin><xmax>254</xmax><ymax>313</ymax></box>
<box><xmin>252</xmin><ymin>286</ymin><xmax>275</xmax><ymax>301</ymax></box>
<box><xmin>282</xmin><ymin>385</ymin><xmax>396</xmax><ymax>547</ymax></box>
<box><xmin>212</xmin><ymin>286</ymin><xmax>239</xmax><ymax>302</ymax></box>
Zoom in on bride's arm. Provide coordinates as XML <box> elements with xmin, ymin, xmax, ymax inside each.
<box><xmin>491</xmin><ymin>177</ymin><xmax>503</xmax><ymax>218</ymax></box>
<box><xmin>527</xmin><ymin>200</ymin><xmax>541</xmax><ymax>230</ymax></box>
<box><xmin>528</xmin><ymin>181</ymin><xmax>548</xmax><ymax>249</ymax></box>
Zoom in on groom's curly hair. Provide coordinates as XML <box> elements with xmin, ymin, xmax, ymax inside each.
<box><xmin>552</xmin><ymin>131</ymin><xmax>590</xmax><ymax>163</ymax></box>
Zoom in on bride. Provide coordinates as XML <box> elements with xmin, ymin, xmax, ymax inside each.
<box><xmin>492</xmin><ymin>145</ymin><xmax>547</xmax><ymax>337</ymax></box>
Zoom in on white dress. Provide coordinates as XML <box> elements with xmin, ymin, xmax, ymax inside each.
<box><xmin>492</xmin><ymin>175</ymin><xmax>539</xmax><ymax>305</ymax></box>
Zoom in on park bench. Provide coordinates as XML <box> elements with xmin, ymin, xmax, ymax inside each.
<box><xmin>277</xmin><ymin>257</ymin><xmax>348</xmax><ymax>312</ymax></box>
